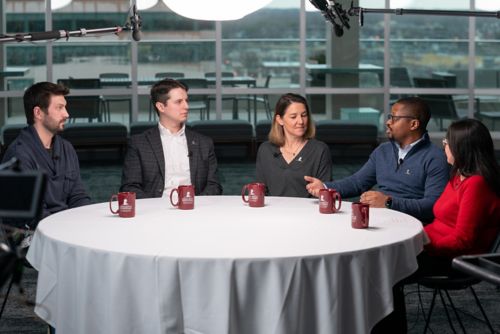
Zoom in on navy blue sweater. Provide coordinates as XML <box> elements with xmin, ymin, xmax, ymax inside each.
<box><xmin>325</xmin><ymin>133</ymin><xmax>449</xmax><ymax>222</ymax></box>
<box><xmin>2</xmin><ymin>126</ymin><xmax>91</xmax><ymax>227</ymax></box>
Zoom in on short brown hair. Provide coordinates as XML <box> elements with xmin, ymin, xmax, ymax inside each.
<box><xmin>150</xmin><ymin>78</ymin><xmax>188</xmax><ymax>116</ymax></box>
<box><xmin>24</xmin><ymin>82</ymin><xmax>69</xmax><ymax>125</ymax></box>
<box><xmin>268</xmin><ymin>93</ymin><xmax>315</xmax><ymax>146</ymax></box>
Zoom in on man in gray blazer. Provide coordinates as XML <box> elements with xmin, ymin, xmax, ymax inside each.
<box><xmin>120</xmin><ymin>79</ymin><xmax>222</xmax><ymax>198</ymax></box>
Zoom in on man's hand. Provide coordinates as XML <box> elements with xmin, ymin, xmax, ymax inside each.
<box><xmin>360</xmin><ymin>190</ymin><xmax>390</xmax><ymax>208</ymax></box>
<box><xmin>304</xmin><ymin>175</ymin><xmax>326</xmax><ymax>197</ymax></box>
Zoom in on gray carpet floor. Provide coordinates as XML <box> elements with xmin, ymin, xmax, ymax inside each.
<box><xmin>2</xmin><ymin>160</ymin><xmax>499</xmax><ymax>333</ymax></box>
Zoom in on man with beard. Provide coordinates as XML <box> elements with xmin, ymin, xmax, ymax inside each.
<box><xmin>305</xmin><ymin>96</ymin><xmax>449</xmax><ymax>223</ymax></box>
<box><xmin>1</xmin><ymin>82</ymin><xmax>91</xmax><ymax>229</ymax></box>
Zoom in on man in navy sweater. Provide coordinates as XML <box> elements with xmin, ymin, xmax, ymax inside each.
<box><xmin>2</xmin><ymin>82</ymin><xmax>91</xmax><ymax>229</ymax></box>
<box><xmin>305</xmin><ymin>96</ymin><xmax>449</xmax><ymax>223</ymax></box>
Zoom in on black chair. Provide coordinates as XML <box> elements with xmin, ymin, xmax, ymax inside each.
<box><xmin>416</xmin><ymin>232</ymin><xmax>500</xmax><ymax>334</ymax></box>
<box><xmin>129</xmin><ymin>121</ymin><xmax>157</xmax><ymax>136</ymax></box>
<box><xmin>6</xmin><ymin>78</ymin><xmax>34</xmax><ymax>118</ymax></box>
<box><xmin>452</xmin><ymin>233</ymin><xmax>500</xmax><ymax>287</ymax></box>
<box><xmin>189</xmin><ymin>120</ymin><xmax>255</xmax><ymax>159</ymax></box>
<box><xmin>155</xmin><ymin>72</ymin><xmax>185</xmax><ymax>79</ymax></box>
<box><xmin>235</xmin><ymin>75</ymin><xmax>272</xmax><ymax>124</ymax></box>
<box><xmin>99</xmin><ymin>73</ymin><xmax>131</xmax><ymax>121</ymax></box>
<box><xmin>205</xmin><ymin>72</ymin><xmax>234</xmax><ymax>78</ymax></box>
<box><xmin>57</xmin><ymin>78</ymin><xmax>104</xmax><ymax>123</ymax></box>
<box><xmin>255</xmin><ymin>119</ymin><xmax>272</xmax><ymax>147</ymax></box>
<box><xmin>413</xmin><ymin>77</ymin><xmax>462</xmax><ymax>130</ymax></box>
<box><xmin>179</xmin><ymin>78</ymin><xmax>209</xmax><ymax>120</ymax></box>
<box><xmin>453</xmin><ymin>254</ymin><xmax>500</xmax><ymax>287</ymax></box>
<box><xmin>1</xmin><ymin>124</ymin><xmax>26</xmax><ymax>149</ymax></box>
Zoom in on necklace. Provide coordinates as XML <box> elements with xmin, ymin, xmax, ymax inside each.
<box><xmin>282</xmin><ymin>140</ymin><xmax>306</xmax><ymax>156</ymax></box>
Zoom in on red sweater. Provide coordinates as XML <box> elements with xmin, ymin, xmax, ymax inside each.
<box><xmin>424</xmin><ymin>175</ymin><xmax>500</xmax><ymax>258</ymax></box>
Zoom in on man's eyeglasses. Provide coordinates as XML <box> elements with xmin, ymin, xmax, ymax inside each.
<box><xmin>387</xmin><ymin>114</ymin><xmax>416</xmax><ymax>122</ymax></box>
<box><xmin>442</xmin><ymin>138</ymin><xmax>448</xmax><ymax>147</ymax></box>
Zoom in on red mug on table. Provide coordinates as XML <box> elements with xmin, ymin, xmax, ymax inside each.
<box><xmin>170</xmin><ymin>185</ymin><xmax>195</xmax><ymax>210</ymax></box>
<box><xmin>241</xmin><ymin>182</ymin><xmax>265</xmax><ymax>207</ymax></box>
<box><xmin>319</xmin><ymin>188</ymin><xmax>342</xmax><ymax>214</ymax></box>
<box><xmin>351</xmin><ymin>202</ymin><xmax>369</xmax><ymax>229</ymax></box>
<box><xmin>109</xmin><ymin>192</ymin><xmax>136</xmax><ymax>218</ymax></box>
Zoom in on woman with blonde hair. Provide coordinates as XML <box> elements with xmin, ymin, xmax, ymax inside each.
<box><xmin>256</xmin><ymin>93</ymin><xmax>332</xmax><ymax>197</ymax></box>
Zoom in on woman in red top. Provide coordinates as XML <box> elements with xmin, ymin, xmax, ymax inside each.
<box><xmin>372</xmin><ymin>119</ymin><xmax>500</xmax><ymax>334</ymax></box>
<box><xmin>419</xmin><ymin>118</ymin><xmax>500</xmax><ymax>273</ymax></box>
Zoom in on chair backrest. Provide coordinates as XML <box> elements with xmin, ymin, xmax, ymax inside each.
<box><xmin>391</xmin><ymin>67</ymin><xmax>412</xmax><ymax>87</ymax></box>
<box><xmin>262</xmin><ymin>75</ymin><xmax>272</xmax><ymax>88</ymax></box>
<box><xmin>57</xmin><ymin>79</ymin><xmax>102</xmax><ymax>121</ymax></box>
<box><xmin>205</xmin><ymin>72</ymin><xmax>234</xmax><ymax>78</ymax></box>
<box><xmin>179</xmin><ymin>78</ymin><xmax>208</xmax><ymax>103</ymax></box>
<box><xmin>58</xmin><ymin>78</ymin><xmax>101</xmax><ymax>89</ymax></box>
<box><xmin>377</xmin><ymin>67</ymin><xmax>412</xmax><ymax>87</ymax></box>
<box><xmin>418</xmin><ymin>95</ymin><xmax>458</xmax><ymax>123</ymax></box>
<box><xmin>99</xmin><ymin>73</ymin><xmax>129</xmax><ymax>79</ymax></box>
<box><xmin>155</xmin><ymin>72</ymin><xmax>185</xmax><ymax>79</ymax></box>
<box><xmin>413</xmin><ymin>77</ymin><xmax>449</xmax><ymax>88</ymax></box>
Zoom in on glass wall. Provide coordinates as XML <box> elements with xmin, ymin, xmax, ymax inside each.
<box><xmin>1</xmin><ymin>0</ymin><xmax>499</xmax><ymax>132</ymax></box>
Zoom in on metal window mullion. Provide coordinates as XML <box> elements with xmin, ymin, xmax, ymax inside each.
<box><xmin>384</xmin><ymin>0</ymin><xmax>391</xmax><ymax>116</ymax></box>
<box><xmin>215</xmin><ymin>21</ymin><xmax>222</xmax><ymax>120</ymax></box>
<box><xmin>46</xmin><ymin>0</ymin><xmax>53</xmax><ymax>82</ymax></box>
<box><xmin>299</xmin><ymin>0</ymin><xmax>307</xmax><ymax>97</ymax></box>
<box><xmin>468</xmin><ymin>0</ymin><xmax>476</xmax><ymax>118</ymax></box>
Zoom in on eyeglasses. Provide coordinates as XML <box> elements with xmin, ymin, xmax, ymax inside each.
<box><xmin>387</xmin><ymin>114</ymin><xmax>416</xmax><ymax>122</ymax></box>
<box><xmin>442</xmin><ymin>138</ymin><xmax>448</xmax><ymax>147</ymax></box>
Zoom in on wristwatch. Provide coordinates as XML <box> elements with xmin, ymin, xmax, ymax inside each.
<box><xmin>385</xmin><ymin>196</ymin><xmax>393</xmax><ymax>209</ymax></box>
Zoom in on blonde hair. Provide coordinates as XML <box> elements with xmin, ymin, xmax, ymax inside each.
<box><xmin>268</xmin><ymin>93</ymin><xmax>315</xmax><ymax>146</ymax></box>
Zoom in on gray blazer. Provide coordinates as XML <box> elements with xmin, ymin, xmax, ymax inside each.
<box><xmin>120</xmin><ymin>126</ymin><xmax>222</xmax><ymax>198</ymax></box>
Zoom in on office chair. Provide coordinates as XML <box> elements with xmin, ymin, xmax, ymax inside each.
<box><xmin>99</xmin><ymin>73</ymin><xmax>131</xmax><ymax>121</ymax></box>
<box><xmin>413</xmin><ymin>77</ymin><xmax>461</xmax><ymax>130</ymax></box>
<box><xmin>155</xmin><ymin>72</ymin><xmax>185</xmax><ymax>79</ymax></box>
<box><xmin>234</xmin><ymin>75</ymin><xmax>272</xmax><ymax>124</ymax></box>
<box><xmin>416</xmin><ymin>231</ymin><xmax>500</xmax><ymax>334</ymax></box>
<box><xmin>57</xmin><ymin>78</ymin><xmax>104</xmax><ymax>123</ymax></box>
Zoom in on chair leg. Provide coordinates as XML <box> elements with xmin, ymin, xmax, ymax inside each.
<box><xmin>0</xmin><ymin>276</ymin><xmax>14</xmax><ymax>320</ymax></box>
<box><xmin>423</xmin><ymin>289</ymin><xmax>438</xmax><ymax>334</ymax></box>
<box><xmin>469</xmin><ymin>286</ymin><xmax>495</xmax><ymax>333</ymax></box>
<box><xmin>441</xmin><ymin>290</ymin><xmax>461</xmax><ymax>333</ymax></box>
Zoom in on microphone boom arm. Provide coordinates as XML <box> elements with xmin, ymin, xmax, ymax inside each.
<box><xmin>0</xmin><ymin>6</ymin><xmax>141</xmax><ymax>44</ymax></box>
<box><xmin>0</xmin><ymin>26</ymin><xmax>126</xmax><ymax>44</ymax></box>
<box><xmin>349</xmin><ymin>7</ymin><xmax>500</xmax><ymax>21</ymax></box>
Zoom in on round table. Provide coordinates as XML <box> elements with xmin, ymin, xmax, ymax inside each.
<box><xmin>27</xmin><ymin>196</ymin><xmax>426</xmax><ymax>334</ymax></box>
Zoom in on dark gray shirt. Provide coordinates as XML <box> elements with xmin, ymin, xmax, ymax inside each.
<box><xmin>256</xmin><ymin>139</ymin><xmax>332</xmax><ymax>197</ymax></box>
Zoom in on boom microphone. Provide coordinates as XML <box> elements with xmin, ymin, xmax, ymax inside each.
<box><xmin>308</xmin><ymin>0</ymin><xmax>350</xmax><ymax>37</ymax></box>
<box><xmin>309</xmin><ymin>0</ymin><xmax>329</xmax><ymax>12</ymax></box>
<box><xmin>131</xmin><ymin>4</ymin><xmax>142</xmax><ymax>42</ymax></box>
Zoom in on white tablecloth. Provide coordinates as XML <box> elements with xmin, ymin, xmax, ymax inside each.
<box><xmin>27</xmin><ymin>196</ymin><xmax>426</xmax><ymax>334</ymax></box>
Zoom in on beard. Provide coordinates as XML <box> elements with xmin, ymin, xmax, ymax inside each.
<box><xmin>385</xmin><ymin>127</ymin><xmax>393</xmax><ymax>139</ymax></box>
<box><xmin>43</xmin><ymin>119</ymin><xmax>65</xmax><ymax>135</ymax></box>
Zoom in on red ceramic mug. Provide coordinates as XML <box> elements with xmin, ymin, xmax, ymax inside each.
<box><xmin>319</xmin><ymin>188</ymin><xmax>342</xmax><ymax>214</ymax></box>
<box><xmin>170</xmin><ymin>185</ymin><xmax>195</xmax><ymax>210</ymax></box>
<box><xmin>351</xmin><ymin>202</ymin><xmax>370</xmax><ymax>229</ymax></box>
<box><xmin>109</xmin><ymin>192</ymin><xmax>136</xmax><ymax>218</ymax></box>
<box><xmin>241</xmin><ymin>182</ymin><xmax>265</xmax><ymax>208</ymax></box>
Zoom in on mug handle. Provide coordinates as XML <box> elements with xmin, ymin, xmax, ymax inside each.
<box><xmin>334</xmin><ymin>192</ymin><xmax>342</xmax><ymax>211</ymax></box>
<box><xmin>109</xmin><ymin>194</ymin><xmax>119</xmax><ymax>214</ymax></box>
<box><xmin>170</xmin><ymin>188</ymin><xmax>179</xmax><ymax>207</ymax></box>
<box><xmin>241</xmin><ymin>185</ymin><xmax>249</xmax><ymax>203</ymax></box>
